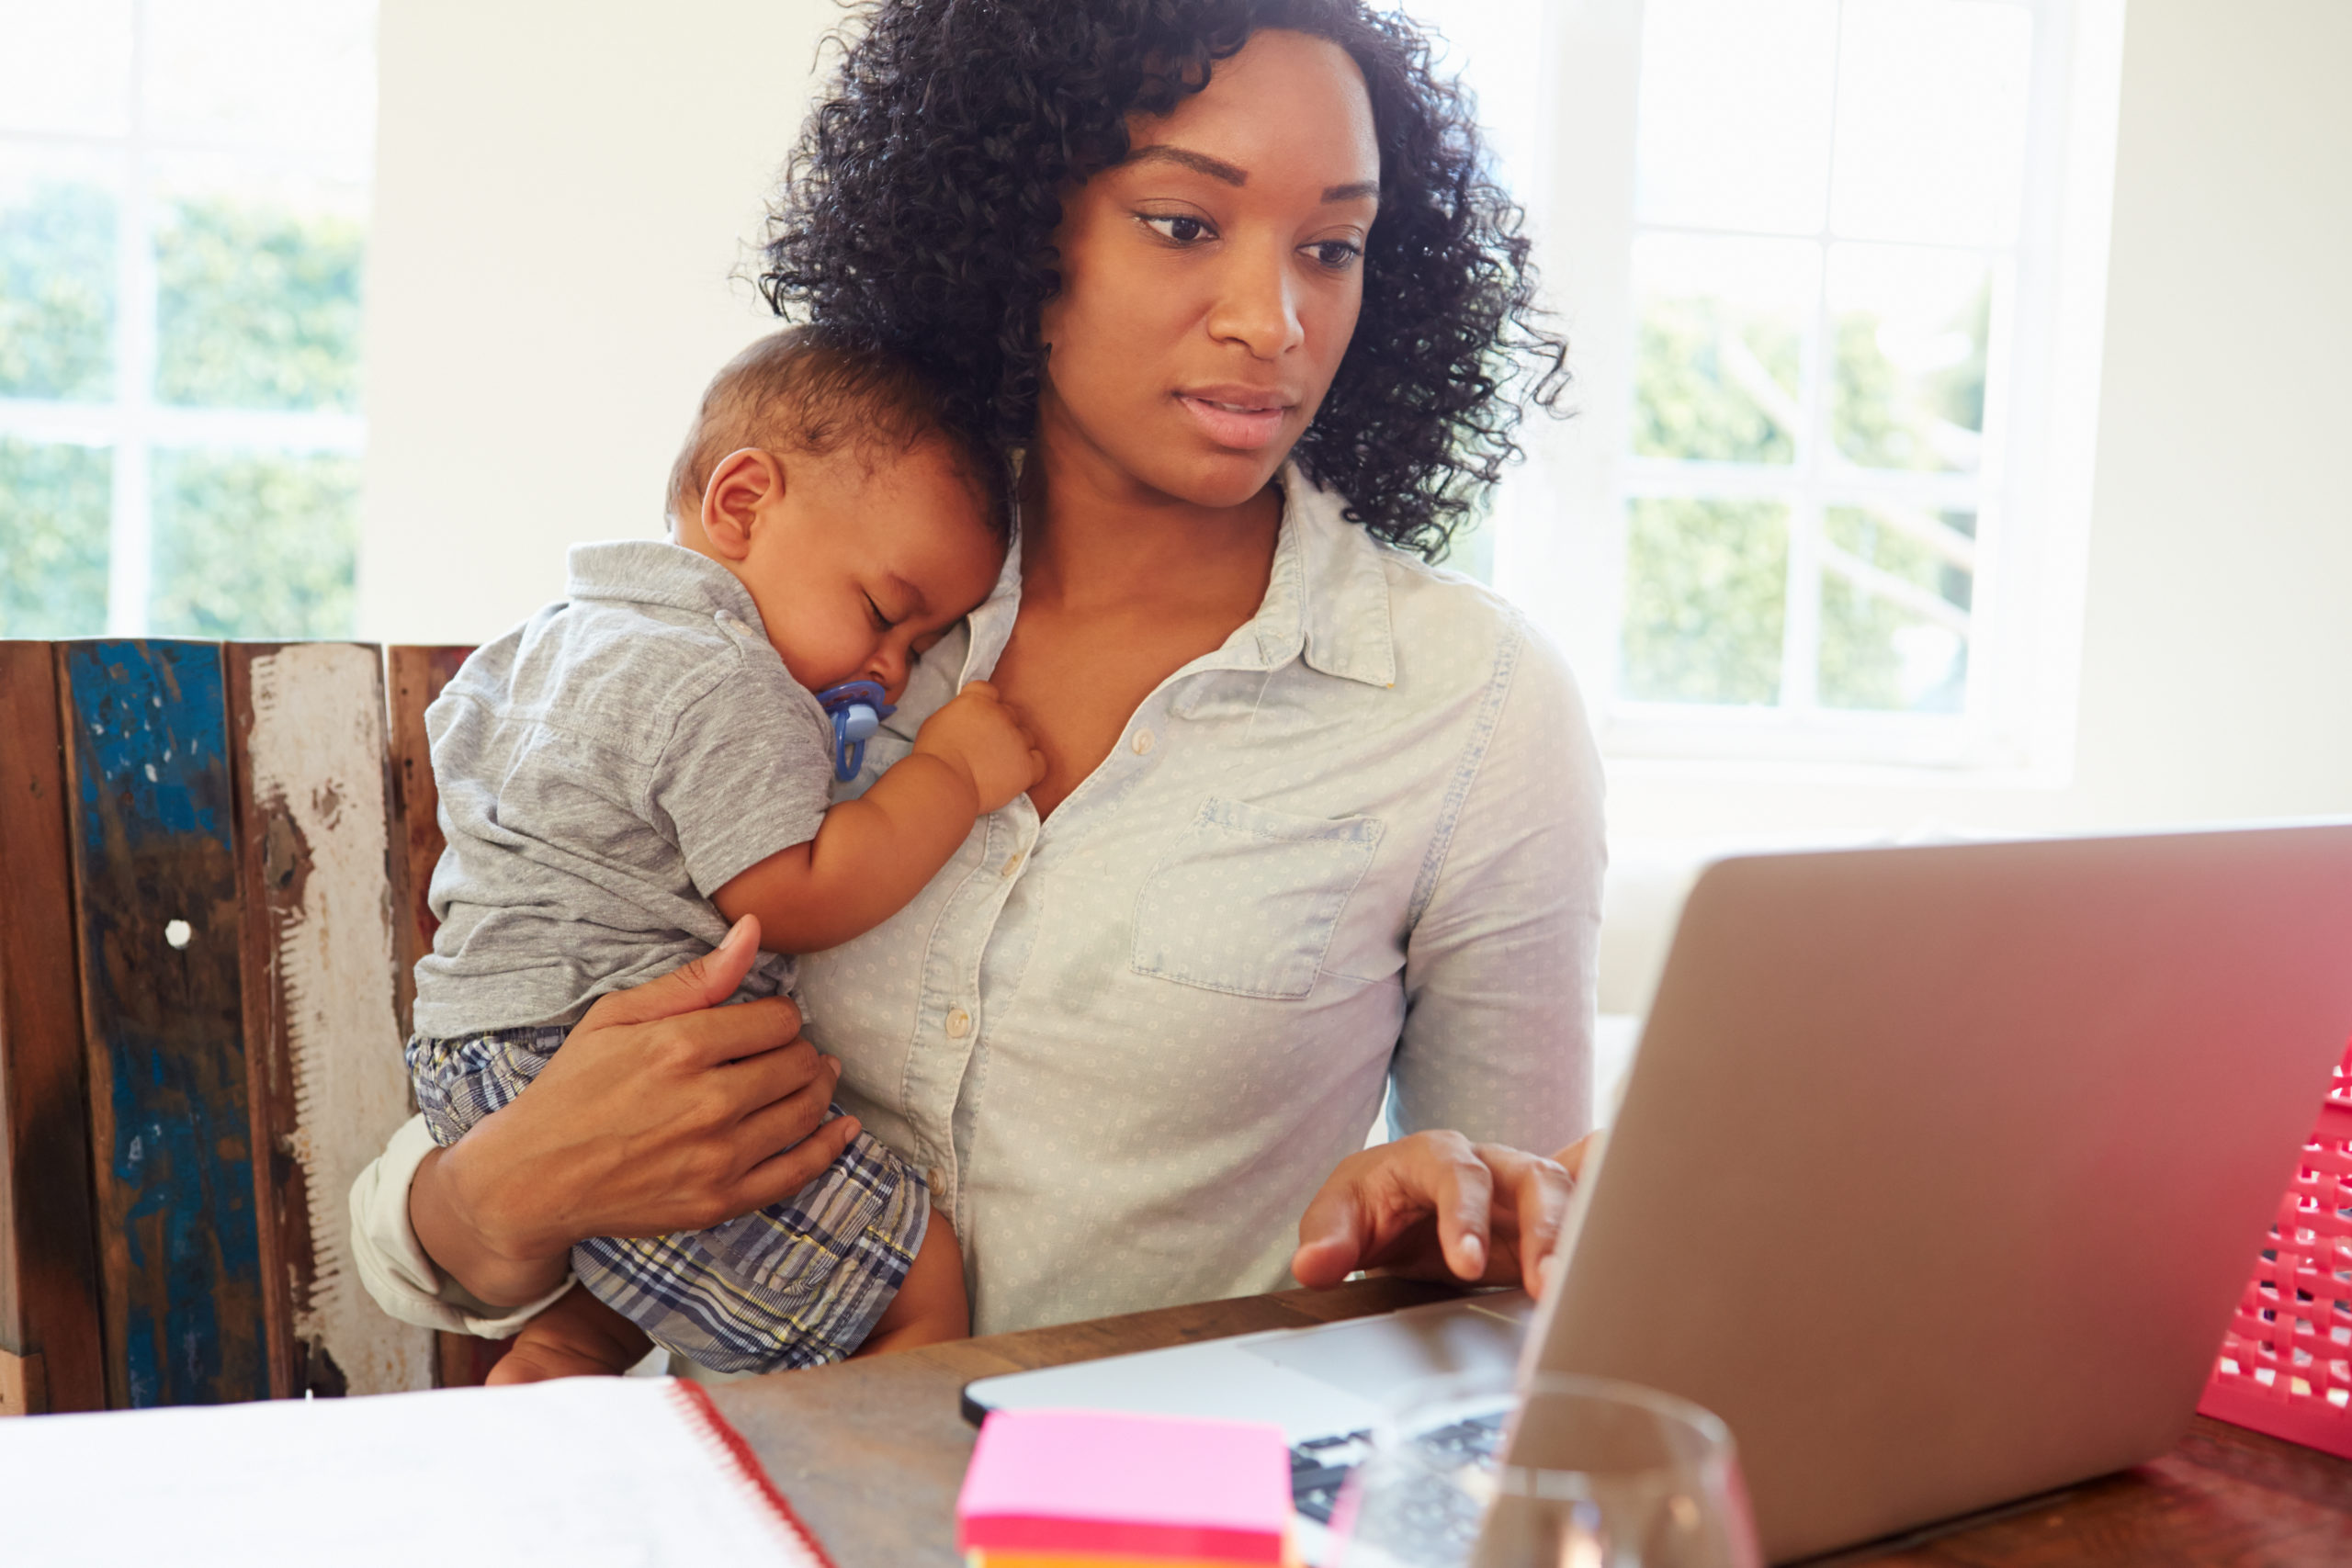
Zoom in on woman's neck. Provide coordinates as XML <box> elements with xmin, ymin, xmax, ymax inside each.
<box><xmin>1018</xmin><ymin>419</ymin><xmax>1283</xmax><ymax>617</ymax></box>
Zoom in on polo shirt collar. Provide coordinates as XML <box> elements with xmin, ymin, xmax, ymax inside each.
<box><xmin>565</xmin><ymin>539</ymin><xmax>766</xmax><ymax>635</ymax></box>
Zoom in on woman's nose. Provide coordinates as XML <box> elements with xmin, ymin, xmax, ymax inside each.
<box><xmin>1207</xmin><ymin>245</ymin><xmax>1306</xmax><ymax>359</ymax></box>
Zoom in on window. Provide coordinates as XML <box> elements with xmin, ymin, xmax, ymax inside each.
<box><xmin>1412</xmin><ymin>0</ymin><xmax>2124</xmax><ymax>775</ymax></box>
<box><xmin>0</xmin><ymin>0</ymin><xmax>376</xmax><ymax>640</ymax></box>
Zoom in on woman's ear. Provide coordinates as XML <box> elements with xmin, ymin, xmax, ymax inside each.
<box><xmin>698</xmin><ymin>447</ymin><xmax>786</xmax><ymax>559</ymax></box>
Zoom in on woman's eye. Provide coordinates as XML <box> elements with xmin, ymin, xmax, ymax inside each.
<box><xmin>1142</xmin><ymin>213</ymin><xmax>1213</xmax><ymax>245</ymax></box>
<box><xmin>1306</xmin><ymin>239</ymin><xmax>1363</xmax><ymax>270</ymax></box>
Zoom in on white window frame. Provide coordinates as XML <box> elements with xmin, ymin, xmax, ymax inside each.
<box><xmin>1487</xmin><ymin>0</ymin><xmax>2127</xmax><ymax>784</ymax></box>
<box><xmin>0</xmin><ymin>0</ymin><xmax>368</xmax><ymax>637</ymax></box>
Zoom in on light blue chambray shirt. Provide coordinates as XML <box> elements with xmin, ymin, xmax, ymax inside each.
<box><xmin>797</xmin><ymin>466</ymin><xmax>1606</xmax><ymax>1336</ymax></box>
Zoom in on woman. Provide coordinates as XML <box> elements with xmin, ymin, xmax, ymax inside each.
<box><xmin>353</xmin><ymin>0</ymin><xmax>1604</xmax><ymax>1348</ymax></box>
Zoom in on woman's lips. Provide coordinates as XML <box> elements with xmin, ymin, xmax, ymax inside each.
<box><xmin>1177</xmin><ymin>393</ymin><xmax>1291</xmax><ymax>451</ymax></box>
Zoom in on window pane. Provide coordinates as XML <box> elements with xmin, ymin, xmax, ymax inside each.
<box><xmin>149</xmin><ymin>448</ymin><xmax>358</xmax><ymax>637</ymax></box>
<box><xmin>0</xmin><ymin>0</ymin><xmax>132</xmax><ymax>137</ymax></box>
<box><xmin>1831</xmin><ymin>0</ymin><xmax>2035</xmax><ymax>247</ymax></box>
<box><xmin>154</xmin><ymin>186</ymin><xmax>366</xmax><ymax>412</ymax></box>
<box><xmin>1636</xmin><ymin>0</ymin><xmax>1840</xmax><ymax>234</ymax></box>
<box><xmin>0</xmin><ymin>168</ymin><xmax>117</xmax><ymax>400</ymax></box>
<box><xmin>1623</xmin><ymin>497</ymin><xmax>1788</xmax><ymax>705</ymax></box>
<box><xmin>1399</xmin><ymin>0</ymin><xmax>1548</xmax><ymax>192</ymax></box>
<box><xmin>1634</xmin><ymin>235</ymin><xmax>1813</xmax><ymax>465</ymax></box>
<box><xmin>145</xmin><ymin>0</ymin><xmax>379</xmax><ymax>169</ymax></box>
<box><xmin>1820</xmin><ymin>504</ymin><xmax>1973</xmax><ymax>711</ymax></box>
<box><xmin>0</xmin><ymin>438</ymin><xmax>111</xmax><ymax>637</ymax></box>
<box><xmin>1830</xmin><ymin>243</ymin><xmax>1991</xmax><ymax>473</ymax></box>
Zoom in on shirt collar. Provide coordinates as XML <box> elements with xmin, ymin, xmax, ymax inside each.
<box><xmin>959</xmin><ymin>460</ymin><xmax>1396</xmax><ymax>690</ymax></box>
<box><xmin>565</xmin><ymin>539</ymin><xmax>767</xmax><ymax>634</ymax></box>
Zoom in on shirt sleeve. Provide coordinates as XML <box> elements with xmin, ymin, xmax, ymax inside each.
<box><xmin>651</xmin><ymin>654</ymin><xmax>838</xmax><ymax>897</ymax></box>
<box><xmin>346</xmin><ymin>1113</ymin><xmax>577</xmax><ymax>1338</ymax></box>
<box><xmin>1389</xmin><ymin>619</ymin><xmax>1607</xmax><ymax>1155</ymax></box>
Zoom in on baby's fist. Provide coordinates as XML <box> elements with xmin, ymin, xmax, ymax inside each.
<box><xmin>915</xmin><ymin>681</ymin><xmax>1046</xmax><ymax>814</ymax></box>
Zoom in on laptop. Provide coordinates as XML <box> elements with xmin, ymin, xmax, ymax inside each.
<box><xmin>964</xmin><ymin>827</ymin><xmax>2352</xmax><ymax>1562</ymax></box>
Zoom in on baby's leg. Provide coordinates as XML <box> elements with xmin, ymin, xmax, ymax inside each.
<box><xmin>405</xmin><ymin>1026</ymin><xmax>570</xmax><ymax>1147</ymax></box>
<box><xmin>853</xmin><ymin>1212</ymin><xmax>968</xmax><ymax>1357</ymax></box>
<box><xmin>488</xmin><ymin>1283</ymin><xmax>655</xmax><ymax>1385</ymax></box>
<box><xmin>571</xmin><ymin>1114</ymin><xmax>935</xmax><ymax>1374</ymax></box>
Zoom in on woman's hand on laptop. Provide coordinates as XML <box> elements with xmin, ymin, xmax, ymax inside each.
<box><xmin>1290</xmin><ymin>1131</ymin><xmax>1600</xmax><ymax>1300</ymax></box>
<box><xmin>409</xmin><ymin>915</ymin><xmax>859</xmax><ymax>1307</ymax></box>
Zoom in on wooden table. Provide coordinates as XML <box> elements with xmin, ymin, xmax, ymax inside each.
<box><xmin>709</xmin><ymin>1278</ymin><xmax>2352</xmax><ymax>1566</ymax></box>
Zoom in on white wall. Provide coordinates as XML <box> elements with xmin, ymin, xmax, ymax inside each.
<box><xmin>356</xmin><ymin>0</ymin><xmax>836</xmax><ymax>643</ymax></box>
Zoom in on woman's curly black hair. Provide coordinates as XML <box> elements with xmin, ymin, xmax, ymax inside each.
<box><xmin>762</xmin><ymin>0</ymin><xmax>1568</xmax><ymax>560</ymax></box>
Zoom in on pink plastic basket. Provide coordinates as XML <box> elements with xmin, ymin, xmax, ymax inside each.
<box><xmin>2198</xmin><ymin>1038</ymin><xmax>2352</xmax><ymax>1459</ymax></box>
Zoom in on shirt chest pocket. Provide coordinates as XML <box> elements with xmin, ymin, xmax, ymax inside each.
<box><xmin>1130</xmin><ymin>797</ymin><xmax>1385</xmax><ymax>999</ymax></box>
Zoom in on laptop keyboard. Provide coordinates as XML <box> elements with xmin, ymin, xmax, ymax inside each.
<box><xmin>1288</xmin><ymin>1412</ymin><xmax>1506</xmax><ymax>1524</ymax></box>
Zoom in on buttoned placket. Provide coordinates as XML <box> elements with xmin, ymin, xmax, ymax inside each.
<box><xmin>907</xmin><ymin>515</ymin><xmax>1317</xmax><ymax>1239</ymax></box>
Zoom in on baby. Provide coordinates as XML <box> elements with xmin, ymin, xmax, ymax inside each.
<box><xmin>406</xmin><ymin>327</ymin><xmax>1041</xmax><ymax>1382</ymax></box>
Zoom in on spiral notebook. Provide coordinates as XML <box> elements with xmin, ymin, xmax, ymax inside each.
<box><xmin>0</xmin><ymin>1375</ymin><xmax>835</xmax><ymax>1568</ymax></box>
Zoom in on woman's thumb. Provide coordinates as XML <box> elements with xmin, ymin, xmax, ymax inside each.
<box><xmin>584</xmin><ymin>915</ymin><xmax>761</xmax><ymax>1028</ymax></box>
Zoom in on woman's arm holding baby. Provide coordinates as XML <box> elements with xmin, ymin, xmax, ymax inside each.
<box><xmin>410</xmin><ymin>918</ymin><xmax>857</xmax><ymax>1306</ymax></box>
<box><xmin>715</xmin><ymin>682</ymin><xmax>1044</xmax><ymax>953</ymax></box>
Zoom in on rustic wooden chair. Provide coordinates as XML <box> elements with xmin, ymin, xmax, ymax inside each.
<box><xmin>0</xmin><ymin>639</ymin><xmax>487</xmax><ymax>1412</ymax></box>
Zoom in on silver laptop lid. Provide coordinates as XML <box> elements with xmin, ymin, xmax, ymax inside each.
<box><xmin>1522</xmin><ymin>827</ymin><xmax>2352</xmax><ymax>1562</ymax></box>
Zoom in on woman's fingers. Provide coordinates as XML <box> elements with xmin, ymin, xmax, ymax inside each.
<box><xmin>574</xmin><ymin>914</ymin><xmax>765</xmax><ymax>1032</ymax></box>
<box><xmin>728</xmin><ymin>1111</ymin><xmax>864</xmax><ymax>1216</ymax></box>
<box><xmin>1415</xmin><ymin>1134</ymin><xmax>1494</xmax><ymax>1282</ymax></box>
<box><xmin>729</xmin><ymin>1054</ymin><xmax>843</xmax><ymax>1157</ymax></box>
<box><xmin>1290</xmin><ymin>1132</ymin><xmax>1584</xmax><ymax>1296</ymax></box>
<box><xmin>1290</xmin><ymin>1161</ymin><xmax>1377</xmax><ymax>1290</ymax></box>
<box><xmin>1474</xmin><ymin>1144</ymin><xmax>1576</xmax><ymax>1297</ymax></box>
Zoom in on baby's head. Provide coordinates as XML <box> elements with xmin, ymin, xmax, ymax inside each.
<box><xmin>668</xmin><ymin>327</ymin><xmax>1009</xmax><ymax>702</ymax></box>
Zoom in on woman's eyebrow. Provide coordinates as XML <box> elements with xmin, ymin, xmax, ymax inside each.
<box><xmin>1127</xmin><ymin>144</ymin><xmax>1249</xmax><ymax>185</ymax></box>
<box><xmin>1126</xmin><ymin>145</ymin><xmax>1379</xmax><ymax>205</ymax></box>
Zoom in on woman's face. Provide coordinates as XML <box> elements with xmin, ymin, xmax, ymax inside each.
<box><xmin>1036</xmin><ymin>28</ymin><xmax>1380</xmax><ymax>511</ymax></box>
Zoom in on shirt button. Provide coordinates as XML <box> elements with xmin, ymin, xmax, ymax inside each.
<box><xmin>1000</xmin><ymin>852</ymin><xmax>1023</xmax><ymax>878</ymax></box>
<box><xmin>926</xmin><ymin>1166</ymin><xmax>949</xmax><ymax>1195</ymax></box>
<box><xmin>1131</xmin><ymin>728</ymin><xmax>1156</xmax><ymax>755</ymax></box>
<box><xmin>944</xmin><ymin>1008</ymin><xmax>972</xmax><ymax>1039</ymax></box>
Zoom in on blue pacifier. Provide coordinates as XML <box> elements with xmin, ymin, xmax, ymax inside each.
<box><xmin>816</xmin><ymin>679</ymin><xmax>897</xmax><ymax>783</ymax></box>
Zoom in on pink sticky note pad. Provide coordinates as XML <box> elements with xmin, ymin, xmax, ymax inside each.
<box><xmin>956</xmin><ymin>1408</ymin><xmax>1294</xmax><ymax>1562</ymax></box>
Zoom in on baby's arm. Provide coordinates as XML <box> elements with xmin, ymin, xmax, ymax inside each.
<box><xmin>715</xmin><ymin>682</ymin><xmax>1043</xmax><ymax>953</ymax></box>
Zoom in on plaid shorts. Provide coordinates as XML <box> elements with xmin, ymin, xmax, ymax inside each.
<box><xmin>407</xmin><ymin>1026</ymin><xmax>928</xmax><ymax>1374</ymax></box>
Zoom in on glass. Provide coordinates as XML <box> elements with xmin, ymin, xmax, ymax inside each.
<box><xmin>0</xmin><ymin>438</ymin><xmax>112</xmax><ymax>637</ymax></box>
<box><xmin>145</xmin><ymin>0</ymin><xmax>379</xmax><ymax>168</ymax></box>
<box><xmin>1829</xmin><ymin>243</ymin><xmax>1993</xmax><ymax>473</ymax></box>
<box><xmin>1636</xmin><ymin>0</ymin><xmax>1839</xmax><ymax>235</ymax></box>
<box><xmin>1621</xmin><ymin>496</ymin><xmax>1788</xmax><ymax>707</ymax></box>
<box><xmin>1632</xmin><ymin>236</ymin><xmax>1814</xmax><ymax>466</ymax></box>
<box><xmin>153</xmin><ymin>178</ymin><xmax>367</xmax><ymax>412</ymax></box>
<box><xmin>1331</xmin><ymin>1372</ymin><xmax>1760</xmax><ymax>1568</ymax></box>
<box><xmin>0</xmin><ymin>0</ymin><xmax>133</xmax><ymax>137</ymax></box>
<box><xmin>1830</xmin><ymin>0</ymin><xmax>2036</xmax><ymax>247</ymax></box>
<box><xmin>1400</xmin><ymin>0</ymin><xmax>1549</xmax><ymax>193</ymax></box>
<box><xmin>148</xmin><ymin>447</ymin><xmax>360</xmax><ymax>637</ymax></box>
<box><xmin>0</xmin><ymin>160</ymin><xmax>119</xmax><ymax>401</ymax></box>
<box><xmin>1820</xmin><ymin>504</ymin><xmax>1973</xmax><ymax>712</ymax></box>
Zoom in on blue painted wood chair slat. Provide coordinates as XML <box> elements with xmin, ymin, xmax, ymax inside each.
<box><xmin>59</xmin><ymin>639</ymin><xmax>271</xmax><ymax>1407</ymax></box>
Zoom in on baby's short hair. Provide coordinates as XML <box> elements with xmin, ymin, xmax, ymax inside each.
<box><xmin>667</xmin><ymin>326</ymin><xmax>1007</xmax><ymax>533</ymax></box>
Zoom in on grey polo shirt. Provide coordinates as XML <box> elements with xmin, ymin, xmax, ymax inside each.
<box><xmin>412</xmin><ymin>540</ymin><xmax>834</xmax><ymax>1038</ymax></box>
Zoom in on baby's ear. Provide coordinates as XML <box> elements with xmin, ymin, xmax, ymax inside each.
<box><xmin>698</xmin><ymin>447</ymin><xmax>786</xmax><ymax>558</ymax></box>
